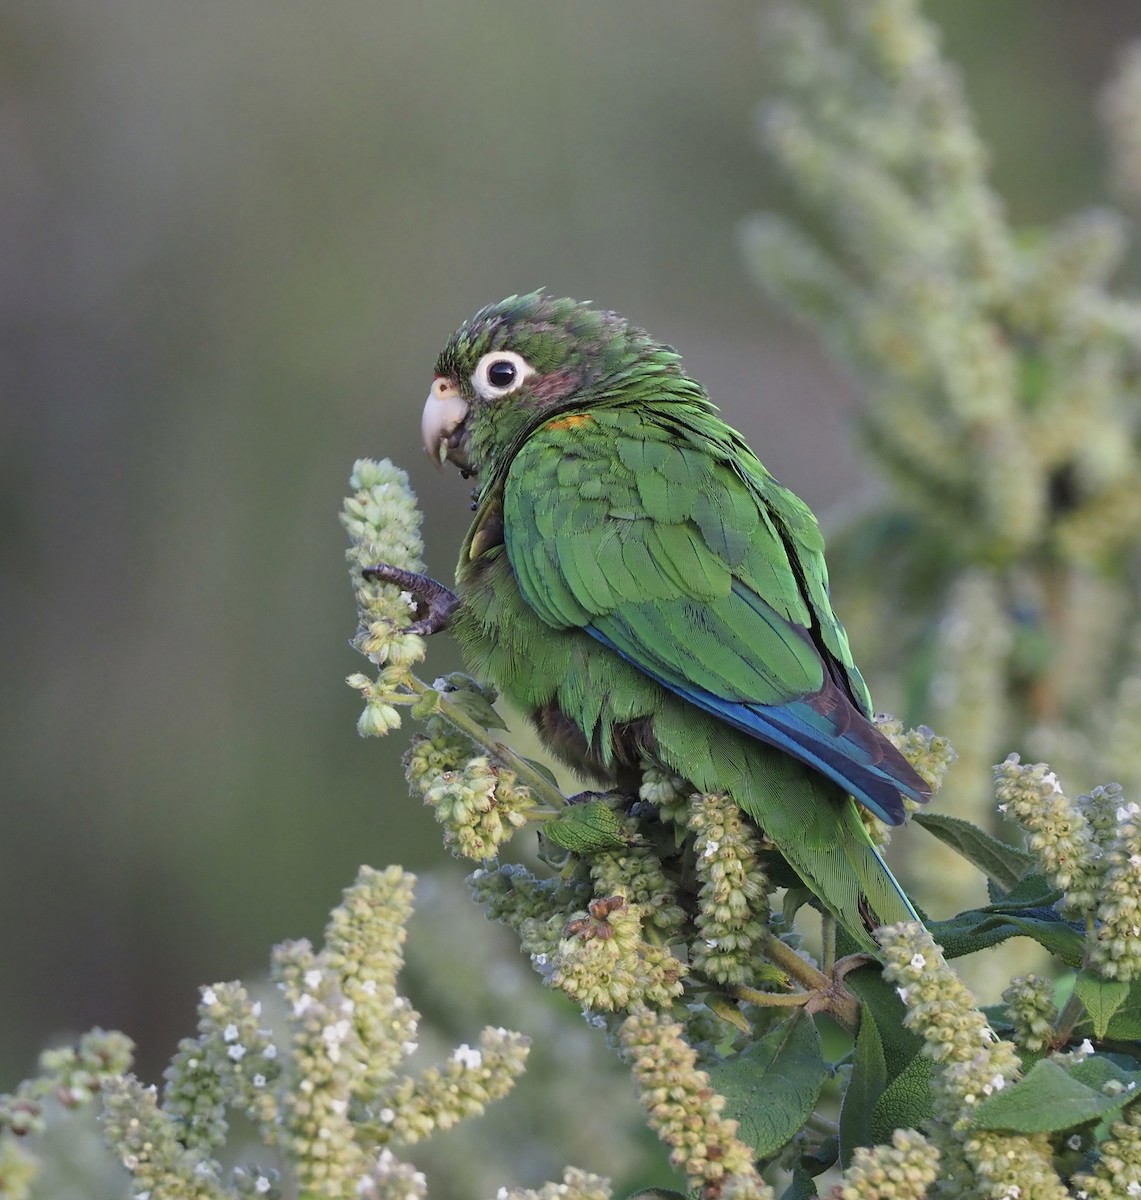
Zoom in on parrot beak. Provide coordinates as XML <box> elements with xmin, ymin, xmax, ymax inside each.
<box><xmin>421</xmin><ymin>377</ymin><xmax>470</xmax><ymax>470</ymax></box>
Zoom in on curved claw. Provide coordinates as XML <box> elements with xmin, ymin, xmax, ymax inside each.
<box><xmin>362</xmin><ymin>563</ymin><xmax>459</xmax><ymax>635</ymax></box>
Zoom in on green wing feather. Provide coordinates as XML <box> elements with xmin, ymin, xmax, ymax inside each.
<box><xmin>490</xmin><ymin>404</ymin><xmax>924</xmax><ymax>950</ymax></box>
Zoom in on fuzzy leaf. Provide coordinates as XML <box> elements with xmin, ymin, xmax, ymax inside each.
<box><xmin>871</xmin><ymin>1054</ymin><xmax>933</xmax><ymax>1145</ymax></box>
<box><xmin>709</xmin><ymin>1012</ymin><xmax>829</xmax><ymax>1161</ymax></box>
<box><xmin>983</xmin><ymin>872</ymin><xmax>1063</xmax><ymax>911</ymax></box>
<box><xmin>844</xmin><ymin>968</ymin><xmax>926</xmax><ymax>1080</ymax></box>
<box><xmin>840</xmin><ymin>1006</ymin><xmax>887</xmax><ymax>1165</ymax></box>
<box><xmin>914</xmin><ymin>812</ymin><xmax>1035</xmax><ymax>890</ymax></box>
<box><xmin>970</xmin><ymin>1055</ymin><xmax>1141</xmax><ymax>1133</ymax></box>
<box><xmin>543</xmin><ymin>800</ymin><xmax>630</xmax><ymax>853</ymax></box>
<box><xmin>1075</xmin><ymin>970</ymin><xmax>1132</xmax><ymax>1040</ymax></box>
<box><xmin>518</xmin><ymin>756</ymin><xmax>561</xmax><ymax>787</ymax></box>
<box><xmin>926</xmin><ymin>907</ymin><xmax>1085</xmax><ymax>965</ymax></box>
<box><xmin>437</xmin><ymin>675</ymin><xmax>509</xmax><ymax>730</ymax></box>
<box><xmin>1103</xmin><ymin>980</ymin><xmax>1141</xmax><ymax>1040</ymax></box>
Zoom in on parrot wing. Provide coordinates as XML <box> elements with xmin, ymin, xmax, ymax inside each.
<box><xmin>501</xmin><ymin>407</ymin><xmax>929</xmax><ymax>825</ymax></box>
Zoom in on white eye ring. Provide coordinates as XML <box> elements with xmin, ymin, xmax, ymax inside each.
<box><xmin>471</xmin><ymin>350</ymin><xmax>535</xmax><ymax>400</ymax></box>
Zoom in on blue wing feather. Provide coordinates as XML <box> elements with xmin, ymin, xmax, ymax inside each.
<box><xmin>585</xmin><ymin>623</ymin><xmax>922</xmax><ymax>826</ymax></box>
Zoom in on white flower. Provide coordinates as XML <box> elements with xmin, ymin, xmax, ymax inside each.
<box><xmin>263</xmin><ymin>1043</ymin><xmax>278</xmax><ymax>1060</ymax></box>
<box><xmin>223</xmin><ymin>1023</ymin><xmax>240</xmax><ymax>1043</ymax></box>
<box><xmin>304</xmin><ymin>969</ymin><xmax>323</xmax><ymax>989</ymax></box>
<box><xmin>255</xmin><ymin>1178</ymin><xmax>271</xmax><ymax>1195</ymax></box>
<box><xmin>403</xmin><ymin>1041</ymin><xmax>419</xmax><ymax>1056</ymax></box>
<box><xmin>1078</xmin><ymin>1038</ymin><xmax>1095</xmax><ymax>1056</ymax></box>
<box><xmin>379</xmin><ymin>1107</ymin><xmax>396</xmax><ymax>1124</ymax></box>
<box><xmin>201</xmin><ymin>987</ymin><xmax>217</xmax><ymax>1007</ymax></box>
<box><xmin>253</xmin><ymin>1074</ymin><xmax>266</xmax><ymax>1088</ymax></box>
<box><xmin>228</xmin><ymin>1044</ymin><xmax>246</xmax><ymax>1062</ymax></box>
<box><xmin>909</xmin><ymin>953</ymin><xmax>926</xmax><ymax>970</ymax></box>
<box><xmin>452</xmin><ymin>1044</ymin><xmax>483</xmax><ymax>1069</ymax></box>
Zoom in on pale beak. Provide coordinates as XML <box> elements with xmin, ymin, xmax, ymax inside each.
<box><xmin>421</xmin><ymin>377</ymin><xmax>470</xmax><ymax>468</ymax></box>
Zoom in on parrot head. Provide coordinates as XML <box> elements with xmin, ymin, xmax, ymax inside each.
<box><xmin>420</xmin><ymin>292</ymin><xmax>689</xmax><ymax>477</ymax></box>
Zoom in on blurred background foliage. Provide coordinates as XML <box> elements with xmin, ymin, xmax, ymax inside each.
<box><xmin>3</xmin><ymin>0</ymin><xmax>1141</xmax><ymax>1189</ymax></box>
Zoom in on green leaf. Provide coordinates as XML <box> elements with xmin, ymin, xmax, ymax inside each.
<box><xmin>971</xmin><ymin>1055</ymin><xmax>1141</xmax><ymax>1134</ymax></box>
<box><xmin>436</xmin><ymin>676</ymin><xmax>508</xmax><ymax>729</ymax></box>
<box><xmin>871</xmin><ymin>1054</ymin><xmax>933</xmax><ymax>1145</ymax></box>
<box><xmin>926</xmin><ymin>908</ymin><xmax>1085</xmax><ymax>965</ymax></box>
<box><xmin>840</xmin><ymin>1006</ymin><xmax>887</xmax><ymax>1165</ymax></box>
<box><xmin>1075</xmin><ymin>970</ymin><xmax>1132</xmax><ymax>1040</ymax></box>
<box><xmin>708</xmin><ymin>1012</ymin><xmax>829</xmax><ymax>1161</ymax></box>
<box><xmin>1104</xmin><ymin>979</ymin><xmax>1141</xmax><ymax>1040</ymax></box>
<box><xmin>844</xmin><ymin>968</ymin><xmax>926</xmax><ymax>1080</ymax></box>
<box><xmin>914</xmin><ymin>812</ymin><xmax>1035</xmax><ymax>890</ymax></box>
<box><xmin>779</xmin><ymin>1166</ymin><xmax>819</xmax><ymax>1200</ymax></box>
<box><xmin>983</xmin><ymin>871</ymin><xmax>1063</xmax><ymax>911</ymax></box>
<box><xmin>518</xmin><ymin>756</ymin><xmax>561</xmax><ymax>787</ymax></box>
<box><xmin>543</xmin><ymin>800</ymin><xmax>630</xmax><ymax>853</ymax></box>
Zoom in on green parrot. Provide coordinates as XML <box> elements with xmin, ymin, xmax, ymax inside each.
<box><xmin>401</xmin><ymin>291</ymin><xmax>930</xmax><ymax>954</ymax></box>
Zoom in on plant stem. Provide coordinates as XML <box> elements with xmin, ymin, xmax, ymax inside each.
<box><xmin>1052</xmin><ymin>985</ymin><xmax>1086</xmax><ymax>1049</ymax></box>
<box><xmin>822</xmin><ymin>913</ymin><xmax>837</xmax><ymax>975</ymax></box>
<box><xmin>760</xmin><ymin>929</ymin><xmax>830</xmax><ymax>992</ymax></box>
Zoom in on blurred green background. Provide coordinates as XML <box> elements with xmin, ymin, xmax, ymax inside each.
<box><xmin>2</xmin><ymin>0</ymin><xmax>1138</xmax><ymax>1119</ymax></box>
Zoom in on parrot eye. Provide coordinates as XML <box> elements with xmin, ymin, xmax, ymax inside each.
<box><xmin>471</xmin><ymin>350</ymin><xmax>535</xmax><ymax>400</ymax></box>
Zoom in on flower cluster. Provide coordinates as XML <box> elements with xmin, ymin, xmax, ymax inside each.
<box><xmin>379</xmin><ymin>1026</ymin><xmax>530</xmax><ymax>1144</ymax></box>
<box><xmin>618</xmin><ymin>1008</ymin><xmax>771</xmax><ymax>1199</ymax></box>
<box><xmin>639</xmin><ymin>763</ymin><xmax>691</xmax><ymax>825</ymax></box>
<box><xmin>833</xmin><ymin>1127</ymin><xmax>940</xmax><ymax>1200</ymax></box>
<box><xmin>1072</xmin><ymin>1099</ymin><xmax>1141</xmax><ymax>1199</ymax></box>
<box><xmin>406</xmin><ymin>719</ymin><xmax>538</xmax><ymax>859</ymax></box>
<box><xmin>686</xmin><ymin>791</ymin><xmax>771</xmax><ymax>985</ymax></box>
<box><xmin>1000</xmin><ymin>976</ymin><xmax>1058</xmax><ymax>1055</ymax></box>
<box><xmin>543</xmin><ymin>897</ymin><xmax>687</xmax><ymax>1012</ymax></box>
<box><xmin>1089</xmin><ymin>797</ymin><xmax>1141</xmax><ymax>980</ymax></box>
<box><xmin>164</xmin><ymin>981</ymin><xmax>282</xmax><ymax>1151</ymax></box>
<box><xmin>876</xmin><ymin>717</ymin><xmax>957</xmax><ymax>799</ymax></box>
<box><xmin>496</xmin><ymin>1165</ymin><xmax>613</xmax><ymax>1200</ymax></box>
<box><xmin>879</xmin><ymin>923</ymin><xmax>1067</xmax><ymax>1200</ymax></box>
<box><xmin>995</xmin><ymin>755</ymin><xmax>1141</xmax><ymax>980</ymax></box>
<box><xmin>102</xmin><ymin>1075</ymin><xmax>227</xmax><ymax>1199</ymax></box>
<box><xmin>0</xmin><ymin>1028</ymin><xmax>135</xmax><ymax>1139</ymax></box>
<box><xmin>588</xmin><ymin>838</ymin><xmax>686</xmax><ymax>939</ymax></box>
<box><xmin>94</xmin><ymin>866</ymin><xmax>535</xmax><ymax>1200</ymax></box>
<box><xmin>993</xmin><ymin>756</ymin><xmax>1104</xmax><ymax>918</ymax></box>
<box><xmin>342</xmin><ymin>458</ymin><xmax>428</xmax><ymax>735</ymax></box>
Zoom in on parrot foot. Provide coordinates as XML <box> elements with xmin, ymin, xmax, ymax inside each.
<box><xmin>362</xmin><ymin>564</ymin><xmax>459</xmax><ymax>635</ymax></box>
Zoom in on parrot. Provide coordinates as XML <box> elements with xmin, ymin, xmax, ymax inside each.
<box><xmin>404</xmin><ymin>291</ymin><xmax>930</xmax><ymax>955</ymax></box>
